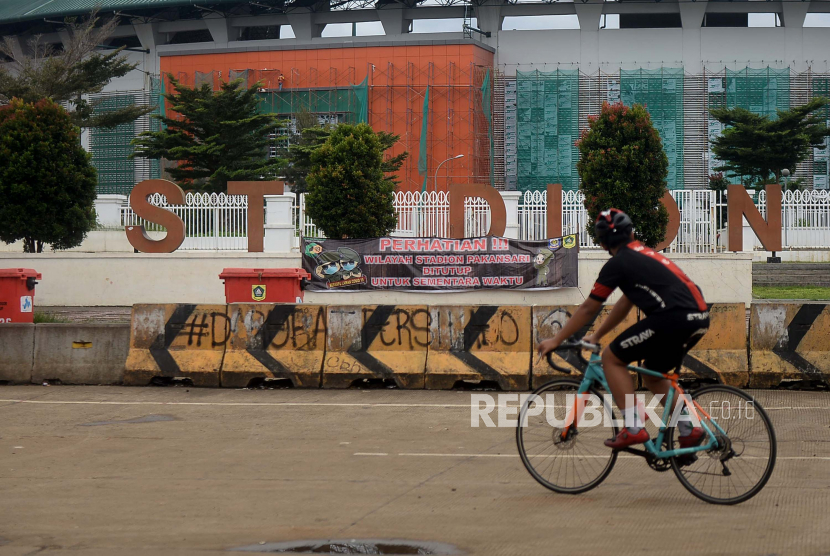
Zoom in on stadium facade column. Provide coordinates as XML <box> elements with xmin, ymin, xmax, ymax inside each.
<box><xmin>133</xmin><ymin>22</ymin><xmax>164</xmax><ymax>75</ymax></box>
<box><xmin>57</xmin><ymin>29</ymin><xmax>72</xmax><ymax>50</ymax></box>
<box><xmin>377</xmin><ymin>7</ymin><xmax>410</xmax><ymax>36</ymax></box>
<box><xmin>782</xmin><ymin>1</ymin><xmax>811</xmax><ymax>72</ymax></box>
<box><xmin>573</xmin><ymin>1</ymin><xmax>604</xmax><ymax>69</ymax></box>
<box><xmin>286</xmin><ymin>10</ymin><xmax>323</xmax><ymax>41</ymax></box>
<box><xmin>204</xmin><ymin>16</ymin><xmax>234</xmax><ymax>46</ymax></box>
<box><xmin>6</xmin><ymin>36</ymin><xmax>24</xmax><ymax>60</ymax></box>
<box><xmin>678</xmin><ymin>2</ymin><xmax>707</xmax><ymax>75</ymax></box>
<box><xmin>475</xmin><ymin>1</ymin><xmax>503</xmax><ymax>56</ymax></box>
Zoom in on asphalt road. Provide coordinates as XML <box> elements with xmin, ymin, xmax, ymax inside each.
<box><xmin>0</xmin><ymin>386</ymin><xmax>827</xmax><ymax>556</ymax></box>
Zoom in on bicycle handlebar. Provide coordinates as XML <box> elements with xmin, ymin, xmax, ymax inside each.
<box><xmin>544</xmin><ymin>339</ymin><xmax>601</xmax><ymax>374</ymax></box>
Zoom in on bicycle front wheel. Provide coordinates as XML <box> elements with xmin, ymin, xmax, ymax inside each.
<box><xmin>670</xmin><ymin>385</ymin><xmax>776</xmax><ymax>505</ymax></box>
<box><xmin>516</xmin><ymin>379</ymin><xmax>619</xmax><ymax>494</ymax></box>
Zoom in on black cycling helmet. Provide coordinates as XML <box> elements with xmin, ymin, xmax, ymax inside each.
<box><xmin>594</xmin><ymin>208</ymin><xmax>634</xmax><ymax>248</ymax></box>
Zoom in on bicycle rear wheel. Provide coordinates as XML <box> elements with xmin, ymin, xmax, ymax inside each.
<box><xmin>517</xmin><ymin>379</ymin><xmax>619</xmax><ymax>494</ymax></box>
<box><xmin>670</xmin><ymin>385</ymin><xmax>776</xmax><ymax>505</ymax></box>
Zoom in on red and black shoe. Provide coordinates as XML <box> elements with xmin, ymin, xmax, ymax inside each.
<box><xmin>678</xmin><ymin>427</ymin><xmax>706</xmax><ymax>449</ymax></box>
<box><xmin>675</xmin><ymin>427</ymin><xmax>706</xmax><ymax>467</ymax></box>
<box><xmin>604</xmin><ymin>427</ymin><xmax>650</xmax><ymax>449</ymax></box>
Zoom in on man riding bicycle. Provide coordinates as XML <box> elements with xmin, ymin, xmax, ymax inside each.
<box><xmin>537</xmin><ymin>209</ymin><xmax>711</xmax><ymax>449</ymax></box>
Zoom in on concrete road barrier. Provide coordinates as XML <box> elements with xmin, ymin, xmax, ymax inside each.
<box><xmin>125</xmin><ymin>304</ymin><xmax>229</xmax><ymax>387</ymax></box>
<box><xmin>323</xmin><ymin>305</ymin><xmax>429</xmax><ymax>389</ymax></box>
<box><xmin>0</xmin><ymin>324</ymin><xmax>35</xmax><ymax>383</ymax></box>
<box><xmin>531</xmin><ymin>304</ymin><xmax>747</xmax><ymax>387</ymax></box>
<box><xmin>222</xmin><ymin>304</ymin><xmax>327</xmax><ymax>388</ymax></box>
<box><xmin>32</xmin><ymin>324</ymin><xmax>130</xmax><ymax>385</ymax></box>
<box><xmin>16</xmin><ymin>301</ymin><xmax>824</xmax><ymax>391</ymax></box>
<box><xmin>530</xmin><ymin>305</ymin><xmax>639</xmax><ymax>388</ymax></box>
<box><xmin>750</xmin><ymin>302</ymin><xmax>830</xmax><ymax>388</ymax></box>
<box><xmin>680</xmin><ymin>304</ymin><xmax>748</xmax><ymax>387</ymax></box>
<box><xmin>426</xmin><ymin>305</ymin><xmax>531</xmax><ymax>391</ymax></box>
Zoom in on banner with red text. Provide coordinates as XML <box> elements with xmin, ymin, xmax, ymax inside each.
<box><xmin>301</xmin><ymin>235</ymin><xmax>579</xmax><ymax>291</ymax></box>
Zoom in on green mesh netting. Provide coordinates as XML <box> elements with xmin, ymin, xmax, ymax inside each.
<box><xmin>149</xmin><ymin>77</ymin><xmax>163</xmax><ymax>180</ymax></box>
<box><xmin>419</xmin><ymin>85</ymin><xmax>429</xmax><ymax>192</ymax></box>
<box><xmin>620</xmin><ymin>68</ymin><xmax>684</xmax><ymax>190</ymax></box>
<box><xmin>811</xmin><ymin>78</ymin><xmax>830</xmax><ymax>190</ymax></box>
<box><xmin>257</xmin><ymin>88</ymin><xmax>364</xmax><ymax>123</ymax></box>
<box><xmin>353</xmin><ymin>76</ymin><xmax>368</xmax><ymax>124</ymax></box>
<box><xmin>481</xmin><ymin>68</ymin><xmax>494</xmax><ymax>187</ymax></box>
<box><xmin>726</xmin><ymin>67</ymin><xmax>790</xmax><ymax>117</ymax></box>
<box><xmin>90</xmin><ymin>93</ymin><xmax>137</xmax><ymax>195</ymax></box>
<box><xmin>516</xmin><ymin>69</ymin><xmax>579</xmax><ymax>191</ymax></box>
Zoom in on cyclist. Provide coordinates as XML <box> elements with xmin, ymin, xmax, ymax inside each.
<box><xmin>537</xmin><ymin>209</ymin><xmax>710</xmax><ymax>449</ymax></box>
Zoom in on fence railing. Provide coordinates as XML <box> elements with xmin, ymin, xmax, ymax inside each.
<box><xmin>515</xmin><ymin>189</ymin><xmax>723</xmax><ymax>252</ymax></box>
<box><xmin>754</xmin><ymin>189</ymin><xmax>830</xmax><ymax>249</ymax></box>
<box><xmin>120</xmin><ymin>189</ymin><xmax>830</xmax><ymax>252</ymax></box>
<box><xmin>296</xmin><ymin>191</ymin><xmax>494</xmax><ymax>239</ymax></box>
<box><xmin>121</xmin><ymin>192</ymin><xmax>248</xmax><ymax>250</ymax></box>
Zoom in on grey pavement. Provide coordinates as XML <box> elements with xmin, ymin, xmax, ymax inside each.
<box><xmin>0</xmin><ymin>386</ymin><xmax>827</xmax><ymax>555</ymax></box>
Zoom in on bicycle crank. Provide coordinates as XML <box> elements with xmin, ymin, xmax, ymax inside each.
<box><xmin>646</xmin><ymin>454</ymin><xmax>672</xmax><ymax>472</ymax></box>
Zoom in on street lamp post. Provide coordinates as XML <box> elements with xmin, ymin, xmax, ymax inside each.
<box><xmin>434</xmin><ymin>154</ymin><xmax>464</xmax><ymax>193</ymax></box>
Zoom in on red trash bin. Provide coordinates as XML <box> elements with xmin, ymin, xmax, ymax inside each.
<box><xmin>219</xmin><ymin>268</ymin><xmax>310</xmax><ymax>303</ymax></box>
<box><xmin>0</xmin><ymin>268</ymin><xmax>41</xmax><ymax>323</ymax></box>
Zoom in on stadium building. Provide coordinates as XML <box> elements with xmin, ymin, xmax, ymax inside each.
<box><xmin>2</xmin><ymin>0</ymin><xmax>830</xmax><ymax>194</ymax></box>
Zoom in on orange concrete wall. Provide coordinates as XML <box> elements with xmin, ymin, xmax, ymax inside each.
<box><xmin>159</xmin><ymin>44</ymin><xmax>494</xmax><ymax>192</ymax></box>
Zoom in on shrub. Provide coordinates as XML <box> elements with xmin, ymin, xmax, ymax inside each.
<box><xmin>577</xmin><ymin>102</ymin><xmax>669</xmax><ymax>248</ymax></box>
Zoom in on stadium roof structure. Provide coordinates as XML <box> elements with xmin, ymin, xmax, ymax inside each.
<box><xmin>0</xmin><ymin>0</ymin><xmax>481</xmax><ymax>26</ymax></box>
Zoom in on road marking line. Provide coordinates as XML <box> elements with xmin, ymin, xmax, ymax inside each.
<box><xmin>0</xmin><ymin>399</ymin><xmax>472</xmax><ymax>408</ymax></box>
<box><xmin>0</xmin><ymin>399</ymin><xmax>827</xmax><ymax>411</ymax></box>
<box><xmin>354</xmin><ymin>453</ymin><xmax>389</xmax><ymax>456</ymax></box>
<box><xmin>393</xmin><ymin>453</ymin><xmax>830</xmax><ymax>460</ymax></box>
<box><xmin>400</xmin><ymin>453</ymin><xmax>518</xmax><ymax>458</ymax></box>
<box><xmin>764</xmin><ymin>407</ymin><xmax>830</xmax><ymax>410</ymax></box>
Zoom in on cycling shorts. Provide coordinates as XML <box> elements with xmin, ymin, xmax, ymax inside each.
<box><xmin>608</xmin><ymin>309</ymin><xmax>710</xmax><ymax>373</ymax></box>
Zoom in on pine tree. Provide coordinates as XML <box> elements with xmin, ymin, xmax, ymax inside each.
<box><xmin>577</xmin><ymin>102</ymin><xmax>669</xmax><ymax>248</ymax></box>
<box><xmin>0</xmin><ymin>12</ymin><xmax>151</xmax><ymax>129</ymax></box>
<box><xmin>709</xmin><ymin>97</ymin><xmax>830</xmax><ymax>188</ymax></box>
<box><xmin>132</xmin><ymin>76</ymin><xmax>285</xmax><ymax>193</ymax></box>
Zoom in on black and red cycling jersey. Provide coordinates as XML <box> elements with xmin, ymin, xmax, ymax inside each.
<box><xmin>588</xmin><ymin>240</ymin><xmax>707</xmax><ymax>315</ymax></box>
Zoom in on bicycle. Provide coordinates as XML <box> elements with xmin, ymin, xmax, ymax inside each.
<box><xmin>516</xmin><ymin>340</ymin><xmax>776</xmax><ymax>505</ymax></box>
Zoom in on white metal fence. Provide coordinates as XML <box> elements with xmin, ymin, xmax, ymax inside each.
<box><xmin>121</xmin><ymin>192</ymin><xmax>249</xmax><ymax>250</ymax></box>
<box><xmin>296</xmin><ymin>191</ymin><xmax>494</xmax><ymax>240</ymax></box>
<box><xmin>121</xmin><ymin>189</ymin><xmax>830</xmax><ymax>252</ymax></box>
<box><xmin>475</xmin><ymin>189</ymin><xmax>720</xmax><ymax>252</ymax></box>
<box><xmin>755</xmin><ymin>189</ymin><xmax>830</xmax><ymax>249</ymax></box>
<box><xmin>296</xmin><ymin>189</ymin><xmax>830</xmax><ymax>251</ymax></box>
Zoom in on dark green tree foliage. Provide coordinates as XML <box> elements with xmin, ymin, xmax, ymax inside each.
<box><xmin>305</xmin><ymin>123</ymin><xmax>398</xmax><ymax>238</ymax></box>
<box><xmin>286</xmin><ymin>125</ymin><xmax>407</xmax><ymax>193</ymax></box>
<box><xmin>132</xmin><ymin>76</ymin><xmax>285</xmax><ymax>193</ymax></box>
<box><xmin>0</xmin><ymin>13</ymin><xmax>151</xmax><ymax>128</ymax></box>
<box><xmin>577</xmin><ymin>102</ymin><xmax>669</xmax><ymax>248</ymax></box>
<box><xmin>0</xmin><ymin>99</ymin><xmax>97</xmax><ymax>252</ymax></box>
<box><xmin>285</xmin><ymin>126</ymin><xmax>335</xmax><ymax>194</ymax></box>
<box><xmin>709</xmin><ymin>97</ymin><xmax>830</xmax><ymax>188</ymax></box>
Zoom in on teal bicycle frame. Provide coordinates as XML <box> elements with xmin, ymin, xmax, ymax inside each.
<box><xmin>575</xmin><ymin>352</ymin><xmax>729</xmax><ymax>459</ymax></box>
